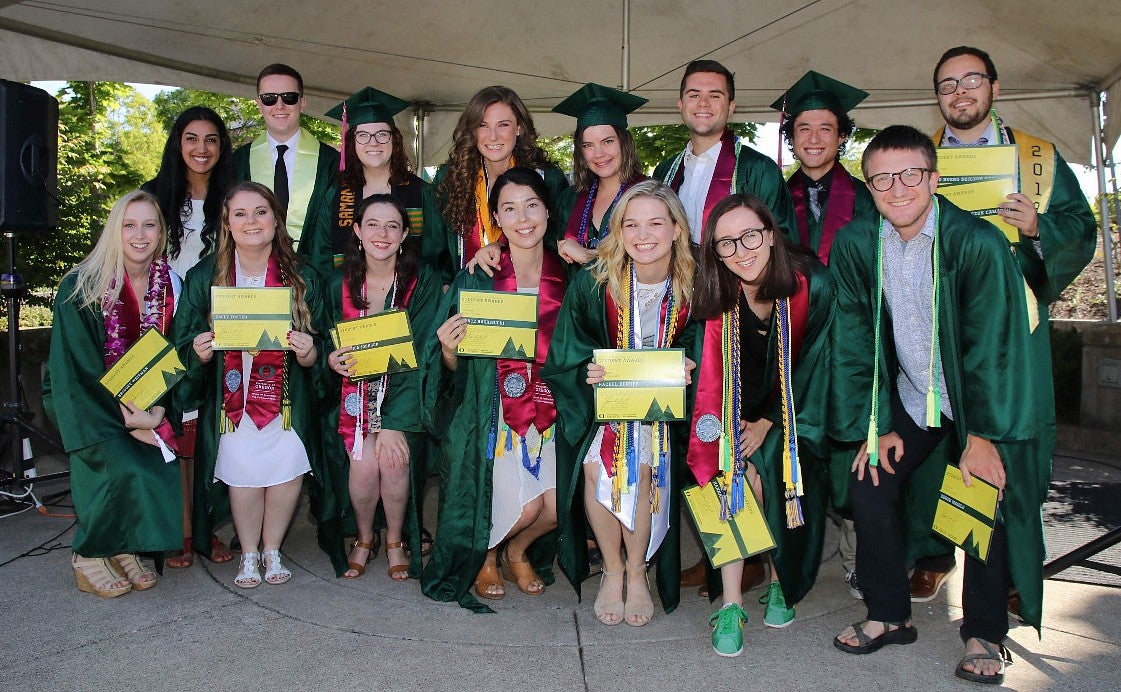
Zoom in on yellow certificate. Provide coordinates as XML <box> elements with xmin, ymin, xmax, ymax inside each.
<box><xmin>330</xmin><ymin>309</ymin><xmax>417</xmax><ymax>380</ymax></box>
<box><xmin>593</xmin><ymin>348</ymin><xmax>685</xmax><ymax>422</ymax></box>
<box><xmin>936</xmin><ymin>144</ymin><xmax>1018</xmax><ymax>242</ymax></box>
<box><xmin>211</xmin><ymin>287</ymin><xmax>291</xmax><ymax>350</ymax></box>
<box><xmin>456</xmin><ymin>289</ymin><xmax>537</xmax><ymax>359</ymax></box>
<box><xmin>683</xmin><ymin>480</ymin><xmax>776</xmax><ymax>567</ymax></box>
<box><xmin>98</xmin><ymin>328</ymin><xmax>186</xmax><ymax>410</ymax></box>
<box><xmin>932</xmin><ymin>464</ymin><xmax>999</xmax><ymax>563</ymax></box>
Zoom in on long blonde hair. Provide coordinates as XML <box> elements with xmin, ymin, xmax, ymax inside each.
<box><xmin>68</xmin><ymin>190</ymin><xmax>167</xmax><ymax>310</ymax></box>
<box><xmin>211</xmin><ymin>182</ymin><xmax>314</xmax><ymax>333</ymax></box>
<box><xmin>589</xmin><ymin>180</ymin><xmax>695</xmax><ymax>307</ymax></box>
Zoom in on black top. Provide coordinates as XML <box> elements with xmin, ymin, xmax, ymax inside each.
<box><xmin>738</xmin><ymin>291</ymin><xmax>772</xmax><ymax>423</ymax></box>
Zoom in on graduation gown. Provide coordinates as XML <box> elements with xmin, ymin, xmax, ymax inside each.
<box><xmin>418</xmin><ymin>261</ymin><xmax>565</xmax><ymax>612</ymax></box>
<box><xmin>321</xmin><ymin>265</ymin><xmax>442</xmax><ymax>578</ymax></box>
<box><xmin>830</xmin><ymin>196</ymin><xmax>1045</xmax><ymax>630</ymax></box>
<box><xmin>686</xmin><ymin>262</ymin><xmax>834</xmax><ymax>605</ymax></box>
<box><xmin>653</xmin><ymin>128</ymin><xmax>798</xmax><ymax>243</ymax></box>
<box><xmin>554</xmin><ymin>175</ymin><xmax>650</xmax><ymax>249</ymax></box>
<box><xmin>172</xmin><ymin>254</ymin><xmax>347</xmax><ymax>575</ymax></box>
<box><xmin>232</xmin><ymin>128</ymin><xmax>339</xmax><ymax>253</ymax></box>
<box><xmin>423</xmin><ymin>164</ymin><xmax>570</xmax><ymax>285</ymax></box>
<box><xmin>539</xmin><ymin>269</ymin><xmax>695</xmax><ymax>613</ymax></box>
<box><xmin>42</xmin><ymin>273</ymin><xmax>183</xmax><ymax>557</ymax></box>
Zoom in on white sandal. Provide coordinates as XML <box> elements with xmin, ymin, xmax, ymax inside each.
<box><xmin>235</xmin><ymin>552</ymin><xmax>261</xmax><ymax>589</ymax></box>
<box><xmin>261</xmin><ymin>549</ymin><xmax>291</xmax><ymax>585</ymax></box>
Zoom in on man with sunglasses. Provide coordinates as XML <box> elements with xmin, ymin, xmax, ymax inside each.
<box><xmin>830</xmin><ymin>125</ymin><xmax>1036</xmax><ymax>685</ymax></box>
<box><xmin>902</xmin><ymin>46</ymin><xmax>1097</xmax><ymax>626</ymax></box>
<box><xmin>233</xmin><ymin>63</ymin><xmax>339</xmax><ymax>250</ymax></box>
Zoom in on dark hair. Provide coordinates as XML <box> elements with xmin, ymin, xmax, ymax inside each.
<box><xmin>341</xmin><ymin>194</ymin><xmax>419</xmax><ymax>311</ymax></box>
<box><xmin>144</xmin><ymin>106</ymin><xmax>234</xmax><ymax>263</ymax></box>
<box><xmin>861</xmin><ymin>125</ymin><xmax>938</xmax><ymax>179</ymax></box>
<box><xmin>257</xmin><ymin>63</ymin><xmax>304</xmax><ymax>94</ymax></box>
<box><xmin>933</xmin><ymin>46</ymin><xmax>998</xmax><ymax>86</ymax></box>
<box><xmin>341</xmin><ymin>120</ymin><xmax>413</xmax><ymax>191</ymax></box>
<box><xmin>779</xmin><ymin>108</ymin><xmax>856</xmax><ymax>159</ymax></box>
<box><xmin>571</xmin><ymin>125</ymin><xmax>643</xmax><ymax>192</ymax></box>
<box><xmin>487</xmin><ymin>166</ymin><xmax>555</xmax><ymax>223</ymax></box>
<box><xmin>679</xmin><ymin>59</ymin><xmax>736</xmax><ymax>100</ymax></box>
<box><xmin>692</xmin><ymin>194</ymin><xmax>813</xmax><ymax>320</ymax></box>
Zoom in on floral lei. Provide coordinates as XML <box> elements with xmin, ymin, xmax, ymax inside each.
<box><xmin>103</xmin><ymin>256</ymin><xmax>173</xmax><ymax>367</ymax></box>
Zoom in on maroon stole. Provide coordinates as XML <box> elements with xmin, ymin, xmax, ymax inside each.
<box><xmin>789</xmin><ymin>166</ymin><xmax>857</xmax><ymax>266</ymax></box>
<box><xmin>598</xmin><ymin>286</ymin><xmax>691</xmax><ymax>475</ymax></box>
<box><xmin>493</xmin><ymin>250</ymin><xmax>565</xmax><ymax>437</ymax></box>
<box><xmin>337</xmin><ymin>271</ymin><xmax>419</xmax><ymax>456</ymax></box>
<box><xmin>666</xmin><ymin>128</ymin><xmax>739</xmax><ymax>230</ymax></box>
<box><xmin>686</xmin><ymin>272</ymin><xmax>810</xmax><ymax>486</ymax></box>
<box><xmin>222</xmin><ymin>254</ymin><xmax>287</xmax><ymax>430</ymax></box>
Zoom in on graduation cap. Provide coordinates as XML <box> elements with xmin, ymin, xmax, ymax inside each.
<box><xmin>326</xmin><ymin>86</ymin><xmax>410</xmax><ymax>127</ymax></box>
<box><xmin>552</xmin><ymin>83</ymin><xmax>647</xmax><ymax>130</ymax></box>
<box><xmin>770</xmin><ymin>71</ymin><xmax>868</xmax><ymax>118</ymax></box>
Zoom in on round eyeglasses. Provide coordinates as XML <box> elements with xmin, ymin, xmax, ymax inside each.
<box><xmin>867</xmin><ymin>168</ymin><xmax>931</xmax><ymax>192</ymax></box>
<box><xmin>713</xmin><ymin>229</ymin><xmax>766</xmax><ymax>257</ymax></box>
<box><xmin>935</xmin><ymin>72</ymin><xmax>991</xmax><ymax>96</ymax></box>
<box><xmin>354</xmin><ymin>130</ymin><xmax>392</xmax><ymax>145</ymax></box>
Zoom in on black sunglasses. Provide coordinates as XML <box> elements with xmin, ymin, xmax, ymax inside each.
<box><xmin>258</xmin><ymin>92</ymin><xmax>301</xmax><ymax>106</ymax></box>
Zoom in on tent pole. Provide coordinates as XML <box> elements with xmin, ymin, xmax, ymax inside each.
<box><xmin>621</xmin><ymin>0</ymin><xmax>631</xmax><ymax>91</ymax></box>
<box><xmin>413</xmin><ymin>105</ymin><xmax>429</xmax><ymax>172</ymax></box>
<box><xmin>1092</xmin><ymin>91</ymin><xmax>1118</xmax><ymax>322</ymax></box>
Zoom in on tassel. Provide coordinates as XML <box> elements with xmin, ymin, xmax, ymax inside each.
<box><xmin>731</xmin><ymin>471</ymin><xmax>745</xmax><ymax>517</ymax></box>
<box><xmin>785</xmin><ymin>489</ymin><xmax>805</xmax><ymax>529</ymax></box>
<box><xmin>487</xmin><ymin>428</ymin><xmax>497</xmax><ymax>461</ymax></box>
<box><xmin>866</xmin><ymin>417</ymin><xmax>879</xmax><ymax>467</ymax></box>
<box><xmin>926</xmin><ymin>384</ymin><xmax>940</xmax><ymax>428</ymax></box>
<box><xmin>338</xmin><ymin>102</ymin><xmax>348</xmax><ymax>172</ymax></box>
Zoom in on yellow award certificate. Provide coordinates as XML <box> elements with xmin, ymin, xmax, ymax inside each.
<box><xmin>330</xmin><ymin>309</ymin><xmax>417</xmax><ymax>379</ymax></box>
<box><xmin>211</xmin><ymin>287</ymin><xmax>291</xmax><ymax>350</ymax></box>
<box><xmin>932</xmin><ymin>464</ymin><xmax>999</xmax><ymax>563</ymax></box>
<box><xmin>456</xmin><ymin>289</ymin><xmax>537</xmax><ymax>359</ymax></box>
<box><xmin>683</xmin><ymin>480</ymin><xmax>776</xmax><ymax>567</ymax></box>
<box><xmin>98</xmin><ymin>328</ymin><xmax>186</xmax><ymax>410</ymax></box>
<box><xmin>936</xmin><ymin>144</ymin><xmax>1018</xmax><ymax>242</ymax></box>
<box><xmin>593</xmin><ymin>348</ymin><xmax>685</xmax><ymax>421</ymax></box>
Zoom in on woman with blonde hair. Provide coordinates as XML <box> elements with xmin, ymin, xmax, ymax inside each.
<box><xmin>44</xmin><ymin>190</ymin><xmax>182</xmax><ymax>597</ymax></box>
<box><xmin>174</xmin><ymin>181</ymin><xmax>345</xmax><ymax>587</ymax></box>
<box><xmin>542</xmin><ymin>180</ymin><xmax>696</xmax><ymax>626</ymax></box>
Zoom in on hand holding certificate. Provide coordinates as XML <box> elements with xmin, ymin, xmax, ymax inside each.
<box><xmin>211</xmin><ymin>287</ymin><xmax>292</xmax><ymax>350</ymax></box>
<box><xmin>593</xmin><ymin>348</ymin><xmax>686</xmax><ymax>422</ymax></box>
<box><xmin>932</xmin><ymin>464</ymin><xmax>1000</xmax><ymax>563</ymax></box>
<box><xmin>99</xmin><ymin>328</ymin><xmax>186</xmax><ymax>410</ymax></box>
<box><xmin>683</xmin><ymin>480</ymin><xmax>775</xmax><ymax>567</ymax></box>
<box><xmin>455</xmin><ymin>289</ymin><xmax>538</xmax><ymax>359</ymax></box>
<box><xmin>330</xmin><ymin>309</ymin><xmax>418</xmax><ymax>379</ymax></box>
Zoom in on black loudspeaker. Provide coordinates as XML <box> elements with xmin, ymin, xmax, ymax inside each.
<box><xmin>0</xmin><ymin>80</ymin><xmax>58</xmax><ymax>233</ymax></box>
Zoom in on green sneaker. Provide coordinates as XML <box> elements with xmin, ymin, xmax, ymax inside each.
<box><xmin>709</xmin><ymin>603</ymin><xmax>747</xmax><ymax>657</ymax></box>
<box><xmin>763</xmin><ymin>582</ymin><xmax>795</xmax><ymax>628</ymax></box>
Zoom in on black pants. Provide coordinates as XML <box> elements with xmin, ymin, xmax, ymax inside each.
<box><xmin>851</xmin><ymin>392</ymin><xmax>1010</xmax><ymax>644</ymax></box>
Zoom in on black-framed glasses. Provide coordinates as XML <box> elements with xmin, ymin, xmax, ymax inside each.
<box><xmin>935</xmin><ymin>72</ymin><xmax>991</xmax><ymax>95</ymax></box>
<box><xmin>258</xmin><ymin>92</ymin><xmax>301</xmax><ymax>106</ymax></box>
<box><xmin>713</xmin><ymin>229</ymin><xmax>766</xmax><ymax>257</ymax></box>
<box><xmin>868</xmin><ymin>168</ymin><xmax>931</xmax><ymax>192</ymax></box>
<box><xmin>354</xmin><ymin>130</ymin><xmax>392</xmax><ymax>145</ymax></box>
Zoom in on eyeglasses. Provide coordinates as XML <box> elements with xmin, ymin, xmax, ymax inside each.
<box><xmin>258</xmin><ymin>92</ymin><xmax>301</xmax><ymax>106</ymax></box>
<box><xmin>354</xmin><ymin>130</ymin><xmax>392</xmax><ymax>145</ymax></box>
<box><xmin>934</xmin><ymin>72</ymin><xmax>991</xmax><ymax>96</ymax></box>
<box><xmin>713</xmin><ymin>229</ymin><xmax>766</xmax><ymax>257</ymax></box>
<box><xmin>867</xmin><ymin>168</ymin><xmax>931</xmax><ymax>192</ymax></box>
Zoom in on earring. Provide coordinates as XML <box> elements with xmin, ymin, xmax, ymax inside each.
<box><xmin>398</xmin><ymin>244</ymin><xmax>403</xmax><ymax>255</ymax></box>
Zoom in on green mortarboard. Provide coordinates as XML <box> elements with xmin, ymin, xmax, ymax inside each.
<box><xmin>552</xmin><ymin>83</ymin><xmax>647</xmax><ymax>130</ymax></box>
<box><xmin>770</xmin><ymin>71</ymin><xmax>868</xmax><ymax>118</ymax></box>
<box><xmin>326</xmin><ymin>86</ymin><xmax>410</xmax><ymax>126</ymax></box>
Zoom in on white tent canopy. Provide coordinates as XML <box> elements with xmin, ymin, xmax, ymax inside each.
<box><xmin>2</xmin><ymin>0</ymin><xmax>1119</xmax><ymax>168</ymax></box>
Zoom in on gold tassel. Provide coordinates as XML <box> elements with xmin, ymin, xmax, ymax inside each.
<box><xmin>785</xmin><ymin>489</ymin><xmax>805</xmax><ymax>529</ymax></box>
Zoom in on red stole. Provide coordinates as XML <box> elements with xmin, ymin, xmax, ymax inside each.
<box><xmin>666</xmin><ymin>128</ymin><xmax>739</xmax><ymax>230</ymax></box>
<box><xmin>493</xmin><ymin>250</ymin><xmax>565</xmax><ymax>437</ymax></box>
<box><xmin>686</xmin><ymin>272</ymin><xmax>810</xmax><ymax>486</ymax></box>
<box><xmin>789</xmin><ymin>166</ymin><xmax>856</xmax><ymax>266</ymax></box>
<box><xmin>222</xmin><ymin>254</ymin><xmax>286</xmax><ymax>430</ymax></box>
<box><xmin>337</xmin><ymin>271</ymin><xmax>419</xmax><ymax>456</ymax></box>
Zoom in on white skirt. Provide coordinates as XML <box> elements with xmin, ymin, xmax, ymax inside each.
<box><xmin>488</xmin><ymin>423</ymin><xmax>557</xmax><ymax>549</ymax></box>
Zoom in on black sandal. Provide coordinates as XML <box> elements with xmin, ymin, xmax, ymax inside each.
<box><xmin>955</xmin><ymin>639</ymin><xmax>1012</xmax><ymax>685</ymax></box>
<box><xmin>833</xmin><ymin>620</ymin><xmax>918</xmax><ymax>654</ymax></box>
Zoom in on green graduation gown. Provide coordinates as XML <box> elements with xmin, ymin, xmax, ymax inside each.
<box><xmin>418</xmin><ymin>263</ymin><xmax>565</xmax><ymax>612</ymax></box>
<box><xmin>232</xmin><ymin>128</ymin><xmax>339</xmax><ymax>254</ymax></box>
<box><xmin>321</xmin><ymin>264</ymin><xmax>442</xmax><ymax>577</ymax></box>
<box><xmin>686</xmin><ymin>261</ymin><xmax>835</xmax><ymax>605</ymax></box>
<box><xmin>172</xmin><ymin>255</ymin><xmax>346</xmax><ymax>575</ymax></box>
<box><xmin>830</xmin><ymin>196</ymin><xmax>1044</xmax><ymax>630</ymax></box>
<box><xmin>423</xmin><ymin>164</ymin><xmax>570</xmax><ymax>285</ymax></box>
<box><xmin>539</xmin><ymin>269</ymin><xmax>695</xmax><ymax>613</ymax></box>
<box><xmin>653</xmin><ymin>128</ymin><xmax>798</xmax><ymax>243</ymax></box>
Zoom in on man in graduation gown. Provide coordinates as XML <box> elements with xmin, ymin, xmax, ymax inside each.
<box><xmin>233</xmin><ymin>63</ymin><xmax>339</xmax><ymax>254</ymax></box>
<box><xmin>905</xmin><ymin>46</ymin><xmax>1097</xmax><ymax>608</ymax></box>
<box><xmin>653</xmin><ymin>59</ymin><xmax>797</xmax><ymax>245</ymax></box>
<box><xmin>773</xmin><ymin>70</ymin><xmax>876</xmax><ymax>600</ymax></box>
<box><xmin>831</xmin><ymin>125</ymin><xmax>1037</xmax><ymax>684</ymax></box>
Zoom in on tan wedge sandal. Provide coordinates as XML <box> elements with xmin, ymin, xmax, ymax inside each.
<box><xmin>73</xmin><ymin>554</ymin><xmax>132</xmax><ymax>598</ymax></box>
<box><xmin>111</xmin><ymin>553</ymin><xmax>157</xmax><ymax>590</ymax></box>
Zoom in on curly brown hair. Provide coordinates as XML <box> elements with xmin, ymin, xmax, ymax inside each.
<box><xmin>438</xmin><ymin>86</ymin><xmax>555</xmax><ymax>235</ymax></box>
<box><xmin>340</xmin><ymin>120</ymin><xmax>413</xmax><ymax>192</ymax></box>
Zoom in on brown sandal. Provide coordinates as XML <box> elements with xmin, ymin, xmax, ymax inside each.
<box><xmin>386</xmin><ymin>541</ymin><xmax>409</xmax><ymax>581</ymax></box>
<box><xmin>166</xmin><ymin>537</ymin><xmax>194</xmax><ymax>569</ymax></box>
<box><xmin>344</xmin><ymin>538</ymin><xmax>377</xmax><ymax>579</ymax></box>
<box><xmin>474</xmin><ymin>561</ymin><xmax>505</xmax><ymax>600</ymax></box>
<box><xmin>208</xmin><ymin>534</ymin><xmax>234</xmax><ymax>563</ymax></box>
<box><xmin>502</xmin><ymin>553</ymin><xmax>545</xmax><ymax>596</ymax></box>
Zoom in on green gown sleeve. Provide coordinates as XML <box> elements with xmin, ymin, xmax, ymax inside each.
<box><xmin>296</xmin><ymin>146</ymin><xmax>340</xmax><ymax>271</ymax></box>
<box><xmin>737</xmin><ymin>147</ymin><xmax>799</xmax><ymax>246</ymax></box>
<box><xmin>382</xmin><ymin>266</ymin><xmax>441</xmax><ymax>432</ymax></box>
<box><xmin>232</xmin><ymin>143</ymin><xmax>250</xmax><ymax>182</ymax></box>
<box><xmin>540</xmin><ymin>270</ymin><xmax>602</xmax><ymax>450</ymax></box>
<box><xmin>555</xmin><ymin>185</ymin><xmax>579</xmax><ymax>236</ymax></box>
<box><xmin>422</xmin><ymin>165</ymin><xmax>457</xmax><ymax>286</ymax></box>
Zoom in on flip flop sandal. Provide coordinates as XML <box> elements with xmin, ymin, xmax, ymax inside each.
<box><xmin>955</xmin><ymin>639</ymin><xmax>1011</xmax><ymax>685</ymax></box>
<box><xmin>833</xmin><ymin>620</ymin><xmax>918</xmax><ymax>654</ymax></box>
